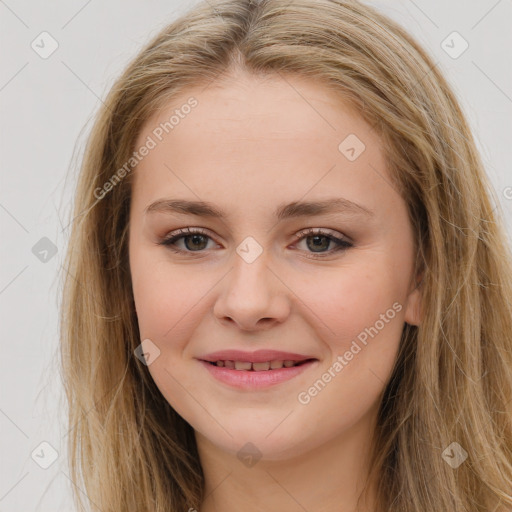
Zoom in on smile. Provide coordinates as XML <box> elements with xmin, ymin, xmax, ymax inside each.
<box><xmin>198</xmin><ymin>352</ymin><xmax>318</xmax><ymax>389</ymax></box>
<box><xmin>205</xmin><ymin>359</ymin><xmax>313</xmax><ymax>370</ymax></box>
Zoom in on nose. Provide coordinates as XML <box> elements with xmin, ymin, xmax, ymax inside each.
<box><xmin>213</xmin><ymin>252</ymin><xmax>291</xmax><ymax>332</ymax></box>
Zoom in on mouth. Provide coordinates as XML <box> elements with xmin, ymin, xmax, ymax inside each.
<box><xmin>201</xmin><ymin>358</ymin><xmax>316</xmax><ymax>371</ymax></box>
<box><xmin>197</xmin><ymin>350</ymin><xmax>319</xmax><ymax>389</ymax></box>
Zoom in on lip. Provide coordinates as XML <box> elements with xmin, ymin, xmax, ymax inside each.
<box><xmin>198</xmin><ymin>349</ymin><xmax>314</xmax><ymax>363</ymax></box>
<box><xmin>197</xmin><ymin>350</ymin><xmax>319</xmax><ymax>390</ymax></box>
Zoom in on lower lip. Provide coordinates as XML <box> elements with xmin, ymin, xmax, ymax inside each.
<box><xmin>198</xmin><ymin>360</ymin><xmax>318</xmax><ymax>389</ymax></box>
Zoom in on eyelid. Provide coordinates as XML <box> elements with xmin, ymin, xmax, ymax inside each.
<box><xmin>164</xmin><ymin>226</ymin><xmax>214</xmax><ymax>238</ymax></box>
<box><xmin>294</xmin><ymin>226</ymin><xmax>351</xmax><ymax>242</ymax></box>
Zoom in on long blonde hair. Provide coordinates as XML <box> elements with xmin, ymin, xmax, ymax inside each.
<box><xmin>59</xmin><ymin>0</ymin><xmax>512</xmax><ymax>510</ymax></box>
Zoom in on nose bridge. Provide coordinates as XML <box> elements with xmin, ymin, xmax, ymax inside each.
<box><xmin>228</xmin><ymin>233</ymin><xmax>272</xmax><ymax>288</ymax></box>
<box><xmin>213</xmin><ymin>241</ymin><xmax>289</xmax><ymax>330</ymax></box>
<box><xmin>228</xmin><ymin>244</ymin><xmax>274</xmax><ymax>302</ymax></box>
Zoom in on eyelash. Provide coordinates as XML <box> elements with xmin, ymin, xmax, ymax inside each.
<box><xmin>158</xmin><ymin>227</ymin><xmax>353</xmax><ymax>259</ymax></box>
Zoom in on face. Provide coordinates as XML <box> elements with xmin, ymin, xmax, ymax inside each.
<box><xmin>128</xmin><ymin>70</ymin><xmax>422</xmax><ymax>462</ymax></box>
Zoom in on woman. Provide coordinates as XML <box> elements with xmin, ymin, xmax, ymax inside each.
<box><xmin>60</xmin><ymin>0</ymin><xmax>512</xmax><ymax>510</ymax></box>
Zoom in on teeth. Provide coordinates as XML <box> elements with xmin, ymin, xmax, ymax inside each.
<box><xmin>234</xmin><ymin>361</ymin><xmax>252</xmax><ymax>371</ymax></box>
<box><xmin>211</xmin><ymin>359</ymin><xmax>307</xmax><ymax>370</ymax></box>
<box><xmin>252</xmin><ymin>361</ymin><xmax>270</xmax><ymax>371</ymax></box>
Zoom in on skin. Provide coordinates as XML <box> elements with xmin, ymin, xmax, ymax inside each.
<box><xmin>128</xmin><ymin>68</ymin><xmax>422</xmax><ymax>512</ymax></box>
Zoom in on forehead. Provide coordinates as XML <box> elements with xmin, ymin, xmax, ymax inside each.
<box><xmin>130</xmin><ymin>72</ymin><xmax>394</xmax><ymax>218</ymax></box>
<box><xmin>136</xmin><ymin>72</ymin><xmax>371</xmax><ymax>145</ymax></box>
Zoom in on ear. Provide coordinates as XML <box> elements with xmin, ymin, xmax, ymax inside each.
<box><xmin>404</xmin><ymin>270</ymin><xmax>423</xmax><ymax>326</ymax></box>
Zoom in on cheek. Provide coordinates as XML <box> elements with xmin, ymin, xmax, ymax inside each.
<box><xmin>289</xmin><ymin>266</ymin><xmax>404</xmax><ymax>439</ymax></box>
<box><xmin>130</xmin><ymin>255</ymin><xmax>209</xmax><ymax>419</ymax></box>
<box><xmin>291</xmin><ymin>259</ymin><xmax>405</xmax><ymax>350</ymax></box>
<box><xmin>130</xmin><ymin>243</ymin><xmax>197</xmax><ymax>342</ymax></box>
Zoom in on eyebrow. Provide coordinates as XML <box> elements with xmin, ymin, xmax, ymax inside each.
<box><xmin>144</xmin><ymin>197</ymin><xmax>374</xmax><ymax>220</ymax></box>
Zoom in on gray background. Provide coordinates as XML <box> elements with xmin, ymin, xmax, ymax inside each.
<box><xmin>1</xmin><ymin>0</ymin><xmax>511</xmax><ymax>510</ymax></box>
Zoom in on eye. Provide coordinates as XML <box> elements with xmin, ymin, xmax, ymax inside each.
<box><xmin>158</xmin><ymin>227</ymin><xmax>217</xmax><ymax>254</ymax></box>
<box><xmin>293</xmin><ymin>228</ymin><xmax>353</xmax><ymax>259</ymax></box>
<box><xmin>158</xmin><ymin>227</ymin><xmax>353</xmax><ymax>258</ymax></box>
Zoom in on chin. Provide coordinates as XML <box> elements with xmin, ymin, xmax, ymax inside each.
<box><xmin>199</xmin><ymin>421</ymin><xmax>316</xmax><ymax>463</ymax></box>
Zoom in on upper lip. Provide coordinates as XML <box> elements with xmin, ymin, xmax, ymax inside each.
<box><xmin>198</xmin><ymin>349</ymin><xmax>316</xmax><ymax>363</ymax></box>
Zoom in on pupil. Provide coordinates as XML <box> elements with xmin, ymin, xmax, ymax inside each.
<box><xmin>308</xmin><ymin>235</ymin><xmax>329</xmax><ymax>251</ymax></box>
<box><xmin>185</xmin><ymin>234</ymin><xmax>207</xmax><ymax>251</ymax></box>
